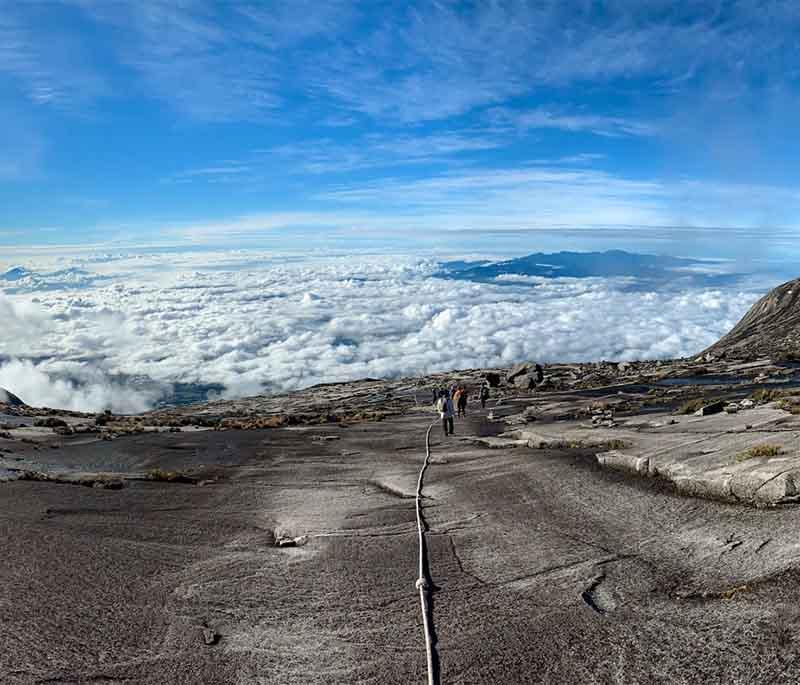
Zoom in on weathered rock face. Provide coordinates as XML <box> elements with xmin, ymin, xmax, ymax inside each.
<box><xmin>513</xmin><ymin>373</ymin><xmax>536</xmax><ymax>390</ymax></box>
<box><xmin>705</xmin><ymin>277</ymin><xmax>800</xmax><ymax>359</ymax></box>
<box><xmin>0</xmin><ymin>387</ymin><xmax>25</xmax><ymax>407</ymax></box>
<box><xmin>513</xmin><ymin>404</ymin><xmax>800</xmax><ymax>506</ymax></box>
<box><xmin>506</xmin><ymin>362</ymin><xmax>533</xmax><ymax>383</ymax></box>
<box><xmin>507</xmin><ymin>362</ymin><xmax>544</xmax><ymax>387</ymax></box>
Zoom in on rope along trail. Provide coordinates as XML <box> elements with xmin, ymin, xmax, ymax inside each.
<box><xmin>416</xmin><ymin>422</ymin><xmax>440</xmax><ymax>685</ymax></box>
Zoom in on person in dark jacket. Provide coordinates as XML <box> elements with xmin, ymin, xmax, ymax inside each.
<box><xmin>436</xmin><ymin>392</ymin><xmax>455</xmax><ymax>436</ymax></box>
<box><xmin>480</xmin><ymin>383</ymin><xmax>490</xmax><ymax>409</ymax></box>
<box><xmin>456</xmin><ymin>385</ymin><xmax>468</xmax><ymax>416</ymax></box>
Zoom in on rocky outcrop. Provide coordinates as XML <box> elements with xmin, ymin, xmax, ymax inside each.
<box><xmin>705</xmin><ymin>277</ymin><xmax>800</xmax><ymax>360</ymax></box>
<box><xmin>513</xmin><ymin>404</ymin><xmax>800</xmax><ymax>506</ymax></box>
<box><xmin>507</xmin><ymin>362</ymin><xmax>544</xmax><ymax>388</ymax></box>
<box><xmin>0</xmin><ymin>387</ymin><xmax>25</xmax><ymax>407</ymax></box>
<box><xmin>507</xmin><ymin>362</ymin><xmax>533</xmax><ymax>383</ymax></box>
<box><xmin>513</xmin><ymin>373</ymin><xmax>537</xmax><ymax>390</ymax></box>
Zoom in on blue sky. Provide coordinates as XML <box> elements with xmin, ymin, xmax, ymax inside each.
<box><xmin>2</xmin><ymin>1</ymin><xmax>800</xmax><ymax>253</ymax></box>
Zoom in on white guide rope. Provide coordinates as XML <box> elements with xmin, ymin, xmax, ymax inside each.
<box><xmin>416</xmin><ymin>421</ymin><xmax>439</xmax><ymax>685</ymax></box>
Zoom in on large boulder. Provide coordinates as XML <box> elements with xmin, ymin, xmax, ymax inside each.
<box><xmin>0</xmin><ymin>387</ymin><xmax>25</xmax><ymax>407</ymax></box>
<box><xmin>507</xmin><ymin>362</ymin><xmax>533</xmax><ymax>383</ymax></box>
<box><xmin>509</xmin><ymin>363</ymin><xmax>545</xmax><ymax>389</ymax></box>
<box><xmin>513</xmin><ymin>373</ymin><xmax>537</xmax><ymax>390</ymax></box>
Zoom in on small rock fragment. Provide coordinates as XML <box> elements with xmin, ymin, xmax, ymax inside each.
<box><xmin>276</xmin><ymin>535</ymin><xmax>308</xmax><ymax>548</ymax></box>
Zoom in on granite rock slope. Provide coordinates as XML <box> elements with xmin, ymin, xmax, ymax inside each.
<box><xmin>705</xmin><ymin>277</ymin><xmax>800</xmax><ymax>360</ymax></box>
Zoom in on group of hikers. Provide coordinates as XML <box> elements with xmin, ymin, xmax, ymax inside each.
<box><xmin>433</xmin><ymin>382</ymin><xmax>491</xmax><ymax>436</ymax></box>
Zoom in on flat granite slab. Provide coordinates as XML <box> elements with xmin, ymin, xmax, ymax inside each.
<box><xmin>511</xmin><ymin>404</ymin><xmax>800</xmax><ymax>506</ymax></box>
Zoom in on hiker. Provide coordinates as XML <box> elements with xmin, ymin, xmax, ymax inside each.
<box><xmin>436</xmin><ymin>390</ymin><xmax>454</xmax><ymax>436</ymax></box>
<box><xmin>535</xmin><ymin>363</ymin><xmax>544</xmax><ymax>385</ymax></box>
<box><xmin>457</xmin><ymin>385</ymin><xmax>468</xmax><ymax>416</ymax></box>
<box><xmin>452</xmin><ymin>386</ymin><xmax>463</xmax><ymax>415</ymax></box>
<box><xmin>480</xmin><ymin>383</ymin><xmax>490</xmax><ymax>409</ymax></box>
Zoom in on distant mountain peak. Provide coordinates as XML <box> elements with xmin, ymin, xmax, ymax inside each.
<box><xmin>438</xmin><ymin>249</ymin><xmax>709</xmax><ymax>283</ymax></box>
<box><xmin>1</xmin><ymin>266</ymin><xmax>32</xmax><ymax>281</ymax></box>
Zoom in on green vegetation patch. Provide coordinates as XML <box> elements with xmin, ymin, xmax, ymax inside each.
<box><xmin>147</xmin><ymin>468</ymin><xmax>196</xmax><ymax>484</ymax></box>
<box><xmin>604</xmin><ymin>439</ymin><xmax>628</xmax><ymax>450</ymax></box>
<box><xmin>777</xmin><ymin>398</ymin><xmax>800</xmax><ymax>415</ymax></box>
<box><xmin>736</xmin><ymin>444</ymin><xmax>783</xmax><ymax>462</ymax></box>
<box><xmin>751</xmin><ymin>388</ymin><xmax>785</xmax><ymax>404</ymax></box>
<box><xmin>678</xmin><ymin>398</ymin><xmax>707</xmax><ymax>415</ymax></box>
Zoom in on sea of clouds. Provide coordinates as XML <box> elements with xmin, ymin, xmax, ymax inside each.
<box><xmin>0</xmin><ymin>250</ymin><xmax>765</xmax><ymax>412</ymax></box>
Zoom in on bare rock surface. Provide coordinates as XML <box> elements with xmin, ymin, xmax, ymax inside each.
<box><xmin>5</xmin><ymin>355</ymin><xmax>800</xmax><ymax>682</ymax></box>
<box><xmin>513</xmin><ymin>404</ymin><xmax>800</xmax><ymax>505</ymax></box>
<box><xmin>3</xmin><ymin>402</ymin><xmax>800</xmax><ymax>683</ymax></box>
<box><xmin>705</xmin><ymin>276</ymin><xmax>800</xmax><ymax>360</ymax></box>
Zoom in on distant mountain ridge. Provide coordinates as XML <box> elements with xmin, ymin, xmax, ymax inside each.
<box><xmin>1</xmin><ymin>266</ymin><xmax>32</xmax><ymax>281</ymax></box>
<box><xmin>0</xmin><ymin>265</ymin><xmax>99</xmax><ymax>293</ymax></box>
<box><xmin>436</xmin><ymin>250</ymin><xmax>737</xmax><ymax>288</ymax></box>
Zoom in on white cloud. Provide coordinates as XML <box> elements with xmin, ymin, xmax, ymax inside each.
<box><xmin>490</xmin><ymin>107</ymin><xmax>658</xmax><ymax>138</ymax></box>
<box><xmin>0</xmin><ymin>359</ymin><xmax>157</xmax><ymax>413</ymax></box>
<box><xmin>0</xmin><ymin>295</ymin><xmax>50</xmax><ymax>355</ymax></box>
<box><xmin>314</xmin><ymin>168</ymin><xmax>800</xmax><ymax>232</ymax></box>
<box><xmin>0</xmin><ymin>251</ymin><xmax>764</xmax><ymax>412</ymax></box>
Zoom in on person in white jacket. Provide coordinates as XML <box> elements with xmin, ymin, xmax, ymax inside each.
<box><xmin>436</xmin><ymin>391</ymin><xmax>455</xmax><ymax>436</ymax></box>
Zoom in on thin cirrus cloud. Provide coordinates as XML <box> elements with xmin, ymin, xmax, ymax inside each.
<box><xmin>150</xmin><ymin>165</ymin><xmax>800</xmax><ymax>246</ymax></box>
<box><xmin>314</xmin><ymin>167</ymin><xmax>800</xmax><ymax>232</ymax></box>
<box><xmin>61</xmin><ymin>0</ymin><xmax>352</xmax><ymax>121</ymax></box>
<box><xmin>1</xmin><ymin>1</ymin><xmax>799</xmax><ymax>249</ymax></box>
<box><xmin>0</xmin><ymin>3</ymin><xmax>107</xmax><ymax>109</ymax></box>
<box><xmin>489</xmin><ymin>107</ymin><xmax>659</xmax><ymax>138</ymax></box>
<box><xmin>3</xmin><ymin>2</ymin><xmax>797</xmax><ymax>122</ymax></box>
<box><xmin>165</xmin><ymin>131</ymin><xmax>509</xmax><ymax>183</ymax></box>
<box><xmin>0</xmin><ymin>251</ymin><xmax>766</xmax><ymax>412</ymax></box>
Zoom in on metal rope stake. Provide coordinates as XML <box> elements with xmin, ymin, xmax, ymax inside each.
<box><xmin>416</xmin><ymin>422</ymin><xmax>440</xmax><ymax>685</ymax></box>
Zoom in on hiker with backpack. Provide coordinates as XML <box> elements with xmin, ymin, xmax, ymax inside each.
<box><xmin>480</xmin><ymin>383</ymin><xmax>490</xmax><ymax>409</ymax></box>
<box><xmin>436</xmin><ymin>390</ymin><xmax>455</xmax><ymax>436</ymax></box>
